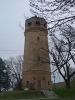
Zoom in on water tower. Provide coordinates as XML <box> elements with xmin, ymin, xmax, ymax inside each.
<box><xmin>22</xmin><ymin>16</ymin><xmax>52</xmax><ymax>90</ymax></box>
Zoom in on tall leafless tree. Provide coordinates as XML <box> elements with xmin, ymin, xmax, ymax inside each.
<box><xmin>5</xmin><ymin>55</ymin><xmax>23</xmax><ymax>89</ymax></box>
<box><xmin>50</xmin><ymin>26</ymin><xmax>75</xmax><ymax>88</ymax></box>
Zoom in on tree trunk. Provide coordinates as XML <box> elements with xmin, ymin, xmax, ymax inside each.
<box><xmin>65</xmin><ymin>79</ymin><xmax>70</xmax><ymax>89</ymax></box>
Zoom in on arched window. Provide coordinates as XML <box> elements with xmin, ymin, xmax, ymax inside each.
<box><xmin>38</xmin><ymin>57</ymin><xmax>40</xmax><ymax>61</ymax></box>
<box><xmin>27</xmin><ymin>81</ymin><xmax>29</xmax><ymax>85</ymax></box>
<box><xmin>44</xmin><ymin>23</ymin><xmax>46</xmax><ymax>27</ymax></box>
<box><xmin>28</xmin><ymin>22</ymin><xmax>32</xmax><ymax>27</ymax></box>
<box><xmin>43</xmin><ymin>77</ymin><xmax>45</xmax><ymax>80</ymax></box>
<box><xmin>34</xmin><ymin>77</ymin><xmax>36</xmax><ymax>80</ymax></box>
<box><xmin>36</xmin><ymin>21</ymin><xmax>40</xmax><ymax>26</ymax></box>
<box><xmin>48</xmin><ymin>81</ymin><xmax>50</xmax><ymax>85</ymax></box>
<box><xmin>37</xmin><ymin>37</ymin><xmax>40</xmax><ymax>41</ymax></box>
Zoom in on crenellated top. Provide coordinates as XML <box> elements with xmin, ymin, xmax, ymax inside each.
<box><xmin>25</xmin><ymin>16</ymin><xmax>47</xmax><ymax>32</ymax></box>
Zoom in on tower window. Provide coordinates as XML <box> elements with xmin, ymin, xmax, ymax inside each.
<box><xmin>38</xmin><ymin>57</ymin><xmax>40</xmax><ymax>61</ymax></box>
<box><xmin>27</xmin><ymin>81</ymin><xmax>29</xmax><ymax>85</ymax></box>
<box><xmin>48</xmin><ymin>81</ymin><xmax>50</xmax><ymax>85</ymax></box>
<box><xmin>36</xmin><ymin>21</ymin><xmax>40</xmax><ymax>26</ymax></box>
<box><xmin>34</xmin><ymin>77</ymin><xmax>36</xmax><ymax>80</ymax></box>
<box><xmin>28</xmin><ymin>22</ymin><xmax>32</xmax><ymax>27</ymax></box>
<box><xmin>37</xmin><ymin>37</ymin><xmax>40</xmax><ymax>41</ymax></box>
<box><xmin>44</xmin><ymin>23</ymin><xmax>46</xmax><ymax>27</ymax></box>
<box><xmin>43</xmin><ymin>77</ymin><xmax>45</xmax><ymax>80</ymax></box>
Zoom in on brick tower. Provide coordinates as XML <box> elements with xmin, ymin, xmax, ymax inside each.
<box><xmin>22</xmin><ymin>16</ymin><xmax>52</xmax><ymax>90</ymax></box>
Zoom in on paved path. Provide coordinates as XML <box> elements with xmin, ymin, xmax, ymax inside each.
<box><xmin>42</xmin><ymin>90</ymin><xmax>58</xmax><ymax>99</ymax></box>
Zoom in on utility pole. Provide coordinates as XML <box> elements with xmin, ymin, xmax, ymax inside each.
<box><xmin>52</xmin><ymin>72</ymin><xmax>56</xmax><ymax>89</ymax></box>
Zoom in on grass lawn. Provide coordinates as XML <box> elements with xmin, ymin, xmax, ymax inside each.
<box><xmin>0</xmin><ymin>81</ymin><xmax>75</xmax><ymax>100</ymax></box>
<box><xmin>50</xmin><ymin>80</ymin><xmax>75</xmax><ymax>100</ymax></box>
<box><xmin>54</xmin><ymin>87</ymin><xmax>75</xmax><ymax>99</ymax></box>
<box><xmin>52</xmin><ymin>80</ymin><xmax>75</xmax><ymax>89</ymax></box>
<box><xmin>0</xmin><ymin>90</ymin><xmax>46</xmax><ymax>100</ymax></box>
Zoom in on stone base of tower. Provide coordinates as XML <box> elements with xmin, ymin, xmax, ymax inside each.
<box><xmin>22</xmin><ymin>70</ymin><xmax>52</xmax><ymax>90</ymax></box>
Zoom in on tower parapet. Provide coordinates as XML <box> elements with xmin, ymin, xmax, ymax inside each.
<box><xmin>25</xmin><ymin>16</ymin><xmax>47</xmax><ymax>34</ymax></box>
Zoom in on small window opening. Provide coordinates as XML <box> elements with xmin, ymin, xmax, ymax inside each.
<box><xmin>34</xmin><ymin>77</ymin><xmax>36</xmax><ymax>80</ymax></box>
<box><xmin>28</xmin><ymin>22</ymin><xmax>32</xmax><ymax>27</ymax></box>
<box><xmin>43</xmin><ymin>77</ymin><xmax>45</xmax><ymax>80</ymax></box>
<box><xmin>36</xmin><ymin>21</ymin><xmax>40</xmax><ymax>26</ymax></box>
<box><xmin>27</xmin><ymin>81</ymin><xmax>29</xmax><ymax>85</ymax></box>
<box><xmin>37</xmin><ymin>37</ymin><xmax>40</xmax><ymax>40</ymax></box>
<box><xmin>44</xmin><ymin>23</ymin><xmax>46</xmax><ymax>27</ymax></box>
<box><xmin>38</xmin><ymin>57</ymin><xmax>40</xmax><ymax>61</ymax></box>
<box><xmin>48</xmin><ymin>81</ymin><xmax>50</xmax><ymax>85</ymax></box>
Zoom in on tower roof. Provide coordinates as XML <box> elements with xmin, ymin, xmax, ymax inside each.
<box><xmin>26</xmin><ymin>16</ymin><xmax>47</xmax><ymax>23</ymax></box>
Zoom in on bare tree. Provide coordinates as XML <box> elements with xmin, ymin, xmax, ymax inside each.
<box><xmin>50</xmin><ymin>25</ymin><xmax>75</xmax><ymax>88</ymax></box>
<box><xmin>29</xmin><ymin>0</ymin><xmax>75</xmax><ymax>34</ymax></box>
<box><xmin>5</xmin><ymin>55</ymin><xmax>23</xmax><ymax>89</ymax></box>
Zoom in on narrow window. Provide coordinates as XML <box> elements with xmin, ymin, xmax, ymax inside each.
<box><xmin>48</xmin><ymin>81</ymin><xmax>50</xmax><ymax>85</ymax></box>
<box><xmin>27</xmin><ymin>81</ymin><xmax>29</xmax><ymax>85</ymax></box>
<box><xmin>36</xmin><ymin>21</ymin><xmax>40</xmax><ymax>26</ymax></box>
<box><xmin>44</xmin><ymin>23</ymin><xmax>46</xmax><ymax>27</ymax></box>
<box><xmin>28</xmin><ymin>22</ymin><xmax>32</xmax><ymax>27</ymax></box>
<box><xmin>34</xmin><ymin>77</ymin><xmax>36</xmax><ymax>80</ymax></box>
<box><xmin>43</xmin><ymin>77</ymin><xmax>45</xmax><ymax>80</ymax></box>
<box><xmin>37</xmin><ymin>37</ymin><xmax>40</xmax><ymax>41</ymax></box>
<box><xmin>38</xmin><ymin>57</ymin><xmax>40</xmax><ymax>61</ymax></box>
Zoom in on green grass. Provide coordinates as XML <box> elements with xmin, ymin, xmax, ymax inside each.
<box><xmin>52</xmin><ymin>80</ymin><xmax>75</xmax><ymax>100</ymax></box>
<box><xmin>0</xmin><ymin>81</ymin><xmax>75</xmax><ymax>100</ymax></box>
<box><xmin>0</xmin><ymin>89</ymin><xmax>75</xmax><ymax>100</ymax></box>
<box><xmin>52</xmin><ymin>80</ymin><xmax>75</xmax><ymax>89</ymax></box>
<box><xmin>0</xmin><ymin>90</ymin><xmax>46</xmax><ymax>100</ymax></box>
<box><xmin>54</xmin><ymin>88</ymin><xmax>75</xmax><ymax>99</ymax></box>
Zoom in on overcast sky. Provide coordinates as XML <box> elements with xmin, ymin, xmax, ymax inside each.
<box><xmin>0</xmin><ymin>0</ymin><xmax>32</xmax><ymax>59</ymax></box>
<box><xmin>0</xmin><ymin>0</ymin><xmax>65</xmax><ymax>83</ymax></box>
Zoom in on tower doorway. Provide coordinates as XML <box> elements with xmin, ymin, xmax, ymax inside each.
<box><xmin>37</xmin><ymin>80</ymin><xmax>41</xmax><ymax>89</ymax></box>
